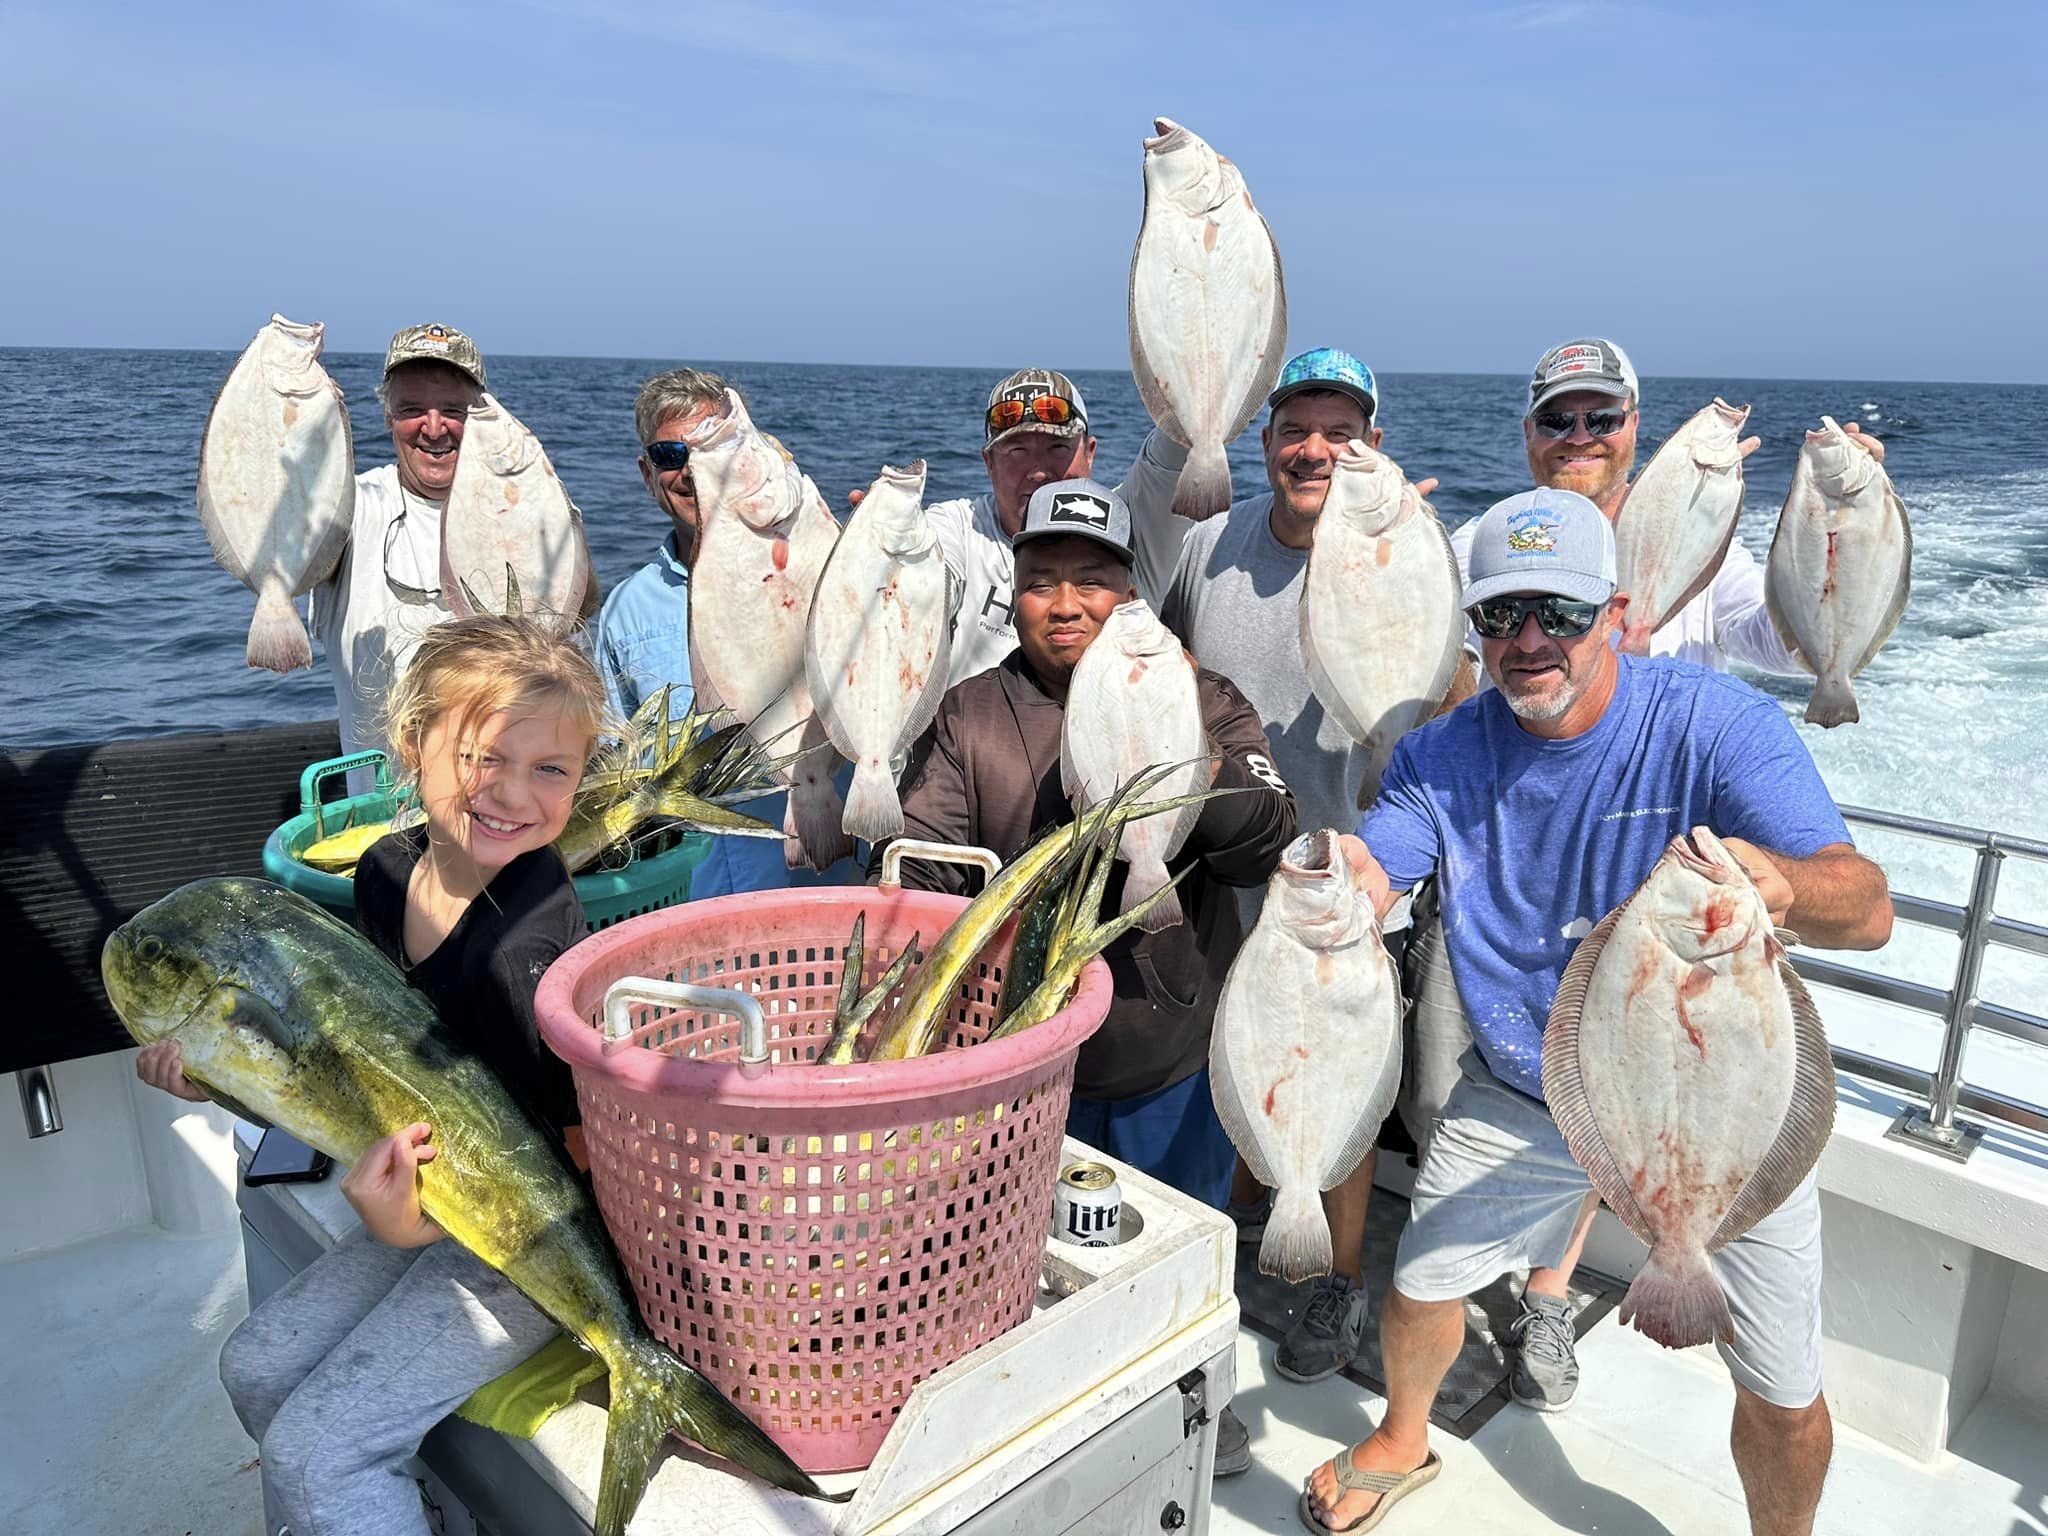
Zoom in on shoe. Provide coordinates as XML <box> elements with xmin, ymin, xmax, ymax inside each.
<box><xmin>1228</xmin><ymin>1190</ymin><xmax>1272</xmax><ymax>1248</ymax></box>
<box><xmin>1508</xmin><ymin>1292</ymin><xmax>1579</xmax><ymax>1412</ymax></box>
<box><xmin>1275</xmin><ymin>1273</ymin><xmax>1367</xmax><ymax>1383</ymax></box>
<box><xmin>1212</xmin><ymin>1404</ymin><xmax>1251</xmax><ymax>1477</ymax></box>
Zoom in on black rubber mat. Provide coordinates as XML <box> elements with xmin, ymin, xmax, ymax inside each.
<box><xmin>1234</xmin><ymin>1186</ymin><xmax>1622</xmax><ymax>1440</ymax></box>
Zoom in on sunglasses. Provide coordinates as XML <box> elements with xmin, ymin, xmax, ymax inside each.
<box><xmin>1466</xmin><ymin>594</ymin><xmax>1603</xmax><ymax>640</ymax></box>
<box><xmin>1530</xmin><ymin>407</ymin><xmax>1631</xmax><ymax>440</ymax></box>
<box><xmin>643</xmin><ymin>440</ymin><xmax>691</xmax><ymax>472</ymax></box>
<box><xmin>986</xmin><ymin>393</ymin><xmax>1081</xmax><ymax>436</ymax></box>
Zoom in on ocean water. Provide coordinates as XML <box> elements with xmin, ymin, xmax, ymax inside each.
<box><xmin>3</xmin><ymin>349</ymin><xmax>2044</xmax><ymax>1049</ymax></box>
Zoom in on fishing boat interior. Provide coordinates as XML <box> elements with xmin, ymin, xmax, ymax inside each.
<box><xmin>6</xmin><ymin>726</ymin><xmax>2047</xmax><ymax>1536</ymax></box>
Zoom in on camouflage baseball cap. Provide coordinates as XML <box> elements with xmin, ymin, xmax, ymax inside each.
<box><xmin>984</xmin><ymin>368</ymin><xmax>1090</xmax><ymax>450</ymax></box>
<box><xmin>383</xmin><ymin>322</ymin><xmax>487</xmax><ymax>390</ymax></box>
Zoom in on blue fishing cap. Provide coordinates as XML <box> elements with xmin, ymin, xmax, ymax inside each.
<box><xmin>1268</xmin><ymin>347</ymin><xmax>1377</xmax><ymax>420</ymax></box>
<box><xmin>1462</xmin><ymin>488</ymin><xmax>1617</xmax><ymax>608</ymax></box>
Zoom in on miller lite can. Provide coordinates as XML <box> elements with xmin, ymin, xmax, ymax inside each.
<box><xmin>1051</xmin><ymin>1160</ymin><xmax>1123</xmax><ymax>1246</ymax></box>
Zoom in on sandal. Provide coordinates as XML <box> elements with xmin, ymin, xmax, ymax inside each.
<box><xmin>1297</xmin><ymin>1447</ymin><xmax>1442</xmax><ymax>1534</ymax></box>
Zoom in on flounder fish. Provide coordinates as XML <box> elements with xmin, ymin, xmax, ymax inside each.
<box><xmin>1615</xmin><ymin>399</ymin><xmax>1751</xmax><ymax>634</ymax></box>
<box><xmin>1298</xmin><ymin>442</ymin><xmax>1464</xmax><ymax>807</ymax></box>
<box><xmin>1128</xmin><ymin>117</ymin><xmax>1287</xmax><ymax>520</ymax></box>
<box><xmin>1765</xmin><ymin>417</ymin><xmax>1912</xmax><ymax>727</ymax></box>
<box><xmin>1059</xmin><ymin>600</ymin><xmax>1206</xmax><ymax>931</ymax></box>
<box><xmin>196</xmin><ymin>314</ymin><xmax>356</xmax><ymax>672</ymax></box>
<box><xmin>1543</xmin><ymin>827</ymin><xmax>1833</xmax><ymax>1349</ymax></box>
<box><xmin>685</xmin><ymin>391</ymin><xmax>852</xmax><ymax>869</ymax></box>
<box><xmin>803</xmin><ymin>459</ymin><xmax>957</xmax><ymax>842</ymax></box>
<box><xmin>1210</xmin><ymin>829</ymin><xmax>1402</xmax><ymax>1282</ymax></box>
<box><xmin>442</xmin><ymin>392</ymin><xmax>589</xmax><ymax>627</ymax></box>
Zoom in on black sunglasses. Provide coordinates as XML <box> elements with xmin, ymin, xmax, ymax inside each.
<box><xmin>1466</xmin><ymin>594</ymin><xmax>1603</xmax><ymax>640</ymax></box>
<box><xmin>1530</xmin><ymin>407</ymin><xmax>1631</xmax><ymax>440</ymax></box>
<box><xmin>643</xmin><ymin>440</ymin><xmax>691</xmax><ymax>472</ymax></box>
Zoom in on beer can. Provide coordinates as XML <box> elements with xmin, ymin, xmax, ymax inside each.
<box><xmin>1051</xmin><ymin>1160</ymin><xmax>1123</xmax><ymax>1246</ymax></box>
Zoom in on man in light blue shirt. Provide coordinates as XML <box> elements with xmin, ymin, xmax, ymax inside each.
<box><xmin>591</xmin><ymin>369</ymin><xmax>858</xmax><ymax>896</ymax></box>
<box><xmin>1297</xmin><ymin>489</ymin><xmax>1893</xmax><ymax>1536</ymax></box>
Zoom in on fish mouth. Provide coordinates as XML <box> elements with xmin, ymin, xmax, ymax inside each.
<box><xmin>1282</xmin><ymin>828</ymin><xmax>1341</xmax><ymax>875</ymax></box>
<box><xmin>1145</xmin><ymin>117</ymin><xmax>1191</xmax><ymax>151</ymax></box>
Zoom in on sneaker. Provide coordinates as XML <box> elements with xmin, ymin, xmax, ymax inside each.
<box><xmin>1508</xmin><ymin>1292</ymin><xmax>1579</xmax><ymax>1412</ymax></box>
<box><xmin>1274</xmin><ymin>1273</ymin><xmax>1367</xmax><ymax>1383</ymax></box>
<box><xmin>1212</xmin><ymin>1405</ymin><xmax>1251</xmax><ymax>1477</ymax></box>
<box><xmin>1228</xmin><ymin>1190</ymin><xmax>1273</xmax><ymax>1248</ymax></box>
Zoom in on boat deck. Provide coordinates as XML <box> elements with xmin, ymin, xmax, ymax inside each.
<box><xmin>7</xmin><ymin>1220</ymin><xmax>2043</xmax><ymax>1536</ymax></box>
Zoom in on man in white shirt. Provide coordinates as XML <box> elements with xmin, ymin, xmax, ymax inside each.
<box><xmin>926</xmin><ymin>368</ymin><xmax>1189</xmax><ymax>687</ymax></box>
<box><xmin>310</xmin><ymin>323</ymin><xmax>488</xmax><ymax>764</ymax></box>
<box><xmin>1436</xmin><ymin>336</ymin><xmax>1886</xmax><ymax>1413</ymax></box>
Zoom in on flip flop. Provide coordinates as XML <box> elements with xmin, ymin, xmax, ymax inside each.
<box><xmin>1297</xmin><ymin>1448</ymin><xmax>1442</xmax><ymax>1534</ymax></box>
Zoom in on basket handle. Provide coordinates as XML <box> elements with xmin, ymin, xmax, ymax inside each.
<box><xmin>878</xmin><ymin>839</ymin><xmax>1003</xmax><ymax>888</ymax></box>
<box><xmin>602</xmin><ymin>976</ymin><xmax>770</xmax><ymax>1076</ymax></box>
<box><xmin>299</xmin><ymin>750</ymin><xmax>395</xmax><ymax>828</ymax></box>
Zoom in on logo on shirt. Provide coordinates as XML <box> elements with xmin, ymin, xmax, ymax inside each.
<box><xmin>1505</xmin><ymin>507</ymin><xmax>1561</xmax><ymax>554</ymax></box>
<box><xmin>1048</xmin><ymin>492</ymin><xmax>1112</xmax><ymax>531</ymax></box>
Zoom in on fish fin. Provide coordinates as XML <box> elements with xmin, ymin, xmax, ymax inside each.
<box><xmin>1803</xmin><ymin>676</ymin><xmax>1859</xmax><ymax>727</ymax></box>
<box><xmin>247</xmin><ymin>588</ymin><xmax>313</xmax><ymax>672</ymax></box>
<box><xmin>596</xmin><ymin>1339</ymin><xmax>840</xmax><ymax>1536</ymax></box>
<box><xmin>1206</xmin><ymin>997</ymin><xmax>1279</xmax><ymax>1191</ymax></box>
<box><xmin>1257</xmin><ymin>1184</ymin><xmax>1334</xmax><ymax>1284</ymax></box>
<box><xmin>1849</xmin><ymin>484</ymin><xmax>1913</xmax><ymax>679</ymax></box>
<box><xmin>1707</xmin><ymin>963</ymin><xmax>1833</xmax><ymax>1251</ymax></box>
<box><xmin>1541</xmin><ymin>900</ymin><xmax>1658</xmax><ymax>1248</ymax></box>
<box><xmin>1323</xmin><ymin>992</ymin><xmax>1404</xmax><ymax>1187</ymax></box>
<box><xmin>454</xmin><ymin>573</ymin><xmax>488</xmax><ymax>618</ymax></box>
<box><xmin>1619</xmin><ymin>1242</ymin><xmax>1736</xmax><ymax>1350</ymax></box>
<box><xmin>1122</xmin><ymin>861</ymin><xmax>1183</xmax><ymax>932</ymax></box>
<box><xmin>834</xmin><ymin>912</ymin><xmax>866</xmax><ymax>1029</ymax></box>
<box><xmin>652</xmin><ymin>790</ymin><xmax>781</xmax><ymax>840</ymax></box>
<box><xmin>1171</xmin><ymin>442</ymin><xmax>1233</xmax><ymax>521</ymax></box>
<box><xmin>504</xmin><ymin>564</ymin><xmax>523</xmax><ymax>618</ymax></box>
<box><xmin>1774</xmin><ymin>926</ymin><xmax>1803</xmax><ymax>950</ymax></box>
<box><xmin>841</xmin><ymin>761</ymin><xmax>904</xmax><ymax>842</ymax></box>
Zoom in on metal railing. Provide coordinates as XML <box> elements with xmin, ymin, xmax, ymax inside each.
<box><xmin>1794</xmin><ymin>805</ymin><xmax>2048</xmax><ymax>1162</ymax></box>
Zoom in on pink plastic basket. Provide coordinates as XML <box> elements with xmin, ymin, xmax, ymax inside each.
<box><xmin>532</xmin><ymin>883</ymin><xmax>1113</xmax><ymax>1474</ymax></box>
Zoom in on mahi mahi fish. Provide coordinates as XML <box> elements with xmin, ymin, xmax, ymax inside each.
<box><xmin>1543</xmin><ymin>828</ymin><xmax>1832</xmax><ymax>1349</ymax></box>
<box><xmin>685</xmin><ymin>390</ymin><xmax>852</xmax><ymax>869</ymax></box>
<box><xmin>1128</xmin><ymin>117</ymin><xmax>1288</xmax><ymax>520</ymax></box>
<box><xmin>1298</xmin><ymin>442</ymin><xmax>1464</xmax><ymax>808</ymax></box>
<box><xmin>1210</xmin><ymin>829</ymin><xmax>1402</xmax><ymax>1283</ymax></box>
<box><xmin>803</xmin><ymin>460</ymin><xmax>957</xmax><ymax>842</ymax></box>
<box><xmin>1765</xmin><ymin>417</ymin><xmax>1913</xmax><ymax>727</ymax></box>
<box><xmin>197</xmin><ymin>314</ymin><xmax>356</xmax><ymax>672</ymax></box>
<box><xmin>1614</xmin><ymin>399</ymin><xmax>1751</xmax><ymax>634</ymax></box>
<box><xmin>442</xmin><ymin>393</ymin><xmax>590</xmax><ymax>627</ymax></box>
<box><xmin>1060</xmin><ymin>599</ymin><xmax>1206</xmax><ymax>932</ymax></box>
<box><xmin>101</xmin><ymin>879</ymin><xmax>836</xmax><ymax>1534</ymax></box>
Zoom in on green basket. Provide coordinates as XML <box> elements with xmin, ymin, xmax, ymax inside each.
<box><xmin>260</xmin><ymin>751</ymin><xmax>712</xmax><ymax>933</ymax></box>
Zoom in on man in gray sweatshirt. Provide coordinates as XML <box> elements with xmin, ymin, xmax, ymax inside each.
<box><xmin>1159</xmin><ymin>348</ymin><xmax>1459</xmax><ymax>1458</ymax></box>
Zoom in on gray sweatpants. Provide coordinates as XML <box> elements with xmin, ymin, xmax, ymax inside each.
<box><xmin>220</xmin><ymin>1230</ymin><xmax>559</xmax><ymax>1536</ymax></box>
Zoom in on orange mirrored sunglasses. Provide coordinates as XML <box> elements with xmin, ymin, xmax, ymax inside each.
<box><xmin>985</xmin><ymin>394</ymin><xmax>1081</xmax><ymax>436</ymax></box>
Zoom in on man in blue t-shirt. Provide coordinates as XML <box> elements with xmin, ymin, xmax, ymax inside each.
<box><xmin>1298</xmin><ymin>489</ymin><xmax>1892</xmax><ymax>1536</ymax></box>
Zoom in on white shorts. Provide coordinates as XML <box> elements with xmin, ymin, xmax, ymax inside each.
<box><xmin>1392</xmin><ymin>1054</ymin><xmax>1825</xmax><ymax>1410</ymax></box>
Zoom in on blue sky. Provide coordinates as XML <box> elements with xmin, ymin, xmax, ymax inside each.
<box><xmin>3</xmin><ymin>0</ymin><xmax>2043</xmax><ymax>382</ymax></box>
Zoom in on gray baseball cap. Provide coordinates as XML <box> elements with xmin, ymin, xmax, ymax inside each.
<box><xmin>384</xmin><ymin>322</ymin><xmax>487</xmax><ymax>390</ymax></box>
<box><xmin>985</xmin><ymin>368</ymin><xmax>1089</xmax><ymax>450</ymax></box>
<box><xmin>1463</xmin><ymin>487</ymin><xmax>1617</xmax><ymax>608</ymax></box>
<box><xmin>1012</xmin><ymin>478</ymin><xmax>1133</xmax><ymax>565</ymax></box>
<box><xmin>1527</xmin><ymin>337</ymin><xmax>1637</xmax><ymax>416</ymax></box>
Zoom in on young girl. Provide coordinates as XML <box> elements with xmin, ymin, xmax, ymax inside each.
<box><xmin>135</xmin><ymin>614</ymin><xmax>608</xmax><ymax>1536</ymax></box>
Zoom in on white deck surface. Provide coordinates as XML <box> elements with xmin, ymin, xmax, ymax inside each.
<box><xmin>5</xmin><ymin>1222</ymin><xmax>2044</xmax><ymax>1536</ymax></box>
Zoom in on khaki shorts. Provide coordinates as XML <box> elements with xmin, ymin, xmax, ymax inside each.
<box><xmin>1392</xmin><ymin>1054</ymin><xmax>1826</xmax><ymax>1410</ymax></box>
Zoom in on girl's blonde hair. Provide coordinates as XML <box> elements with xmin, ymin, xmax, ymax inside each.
<box><xmin>382</xmin><ymin>615</ymin><xmax>614</xmax><ymax>790</ymax></box>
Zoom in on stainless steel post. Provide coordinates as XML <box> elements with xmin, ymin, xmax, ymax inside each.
<box><xmin>1886</xmin><ymin>840</ymin><xmax>2001</xmax><ymax>1161</ymax></box>
<box><xmin>17</xmin><ymin>1065</ymin><xmax>62</xmax><ymax>1137</ymax></box>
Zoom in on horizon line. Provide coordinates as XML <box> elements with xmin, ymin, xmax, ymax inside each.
<box><xmin>1</xmin><ymin>340</ymin><xmax>2042</xmax><ymax>392</ymax></box>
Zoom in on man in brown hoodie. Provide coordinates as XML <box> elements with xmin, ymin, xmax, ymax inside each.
<box><xmin>878</xmin><ymin>476</ymin><xmax>1297</xmax><ymax>1208</ymax></box>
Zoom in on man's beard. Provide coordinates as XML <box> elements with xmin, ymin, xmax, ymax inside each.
<box><xmin>1499</xmin><ymin>652</ymin><xmax>1585</xmax><ymax>722</ymax></box>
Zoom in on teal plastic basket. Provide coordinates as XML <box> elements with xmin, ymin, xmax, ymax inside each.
<box><xmin>260</xmin><ymin>750</ymin><xmax>712</xmax><ymax>933</ymax></box>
